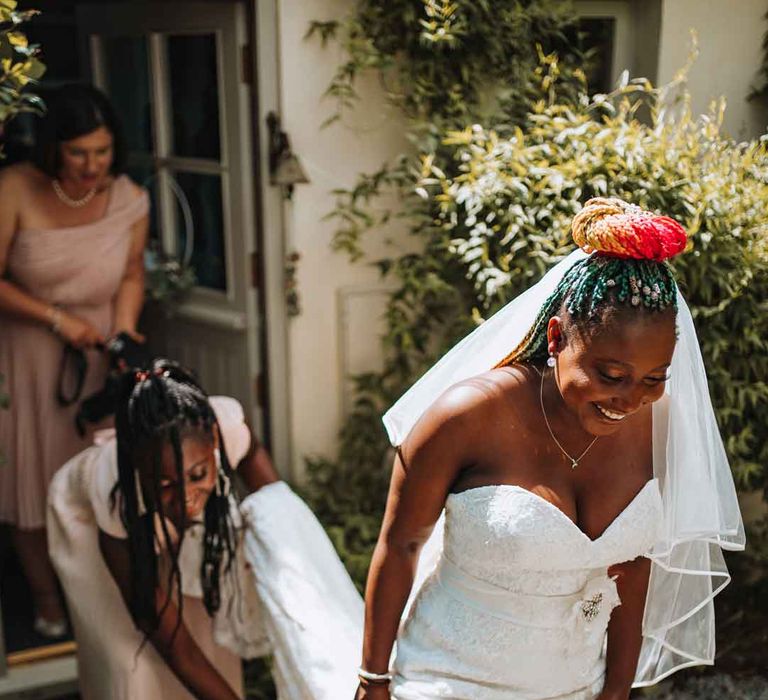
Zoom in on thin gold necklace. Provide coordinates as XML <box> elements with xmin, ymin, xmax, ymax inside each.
<box><xmin>52</xmin><ymin>179</ymin><xmax>97</xmax><ymax>208</ymax></box>
<box><xmin>539</xmin><ymin>368</ymin><xmax>598</xmax><ymax>470</ymax></box>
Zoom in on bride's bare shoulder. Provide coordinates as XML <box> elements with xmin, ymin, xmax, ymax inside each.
<box><xmin>419</xmin><ymin>364</ymin><xmax>537</xmax><ymax>429</ymax></box>
<box><xmin>399</xmin><ymin>365</ymin><xmax>539</xmax><ymax>478</ymax></box>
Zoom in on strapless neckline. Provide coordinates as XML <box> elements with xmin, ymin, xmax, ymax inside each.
<box><xmin>447</xmin><ymin>478</ymin><xmax>660</xmax><ymax>545</ymax></box>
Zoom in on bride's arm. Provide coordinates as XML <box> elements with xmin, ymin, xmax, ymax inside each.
<box><xmin>357</xmin><ymin>384</ymin><xmax>485</xmax><ymax>699</ymax></box>
<box><xmin>599</xmin><ymin>556</ymin><xmax>652</xmax><ymax>700</ymax></box>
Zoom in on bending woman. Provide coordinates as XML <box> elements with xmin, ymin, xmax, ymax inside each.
<box><xmin>356</xmin><ymin>198</ymin><xmax>744</xmax><ymax>700</ymax></box>
<box><xmin>49</xmin><ymin>360</ymin><xmax>363</xmax><ymax>699</ymax></box>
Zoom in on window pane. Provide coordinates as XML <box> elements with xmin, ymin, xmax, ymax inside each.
<box><xmin>167</xmin><ymin>34</ymin><xmax>221</xmax><ymax>160</ymax></box>
<box><xmin>565</xmin><ymin>18</ymin><xmax>616</xmax><ymax>94</ymax></box>
<box><xmin>173</xmin><ymin>171</ymin><xmax>226</xmax><ymax>291</ymax></box>
<box><xmin>102</xmin><ymin>36</ymin><xmax>153</xmax><ymax>153</ymax></box>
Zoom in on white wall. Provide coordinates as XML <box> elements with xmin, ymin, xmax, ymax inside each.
<box><xmin>657</xmin><ymin>0</ymin><xmax>768</xmax><ymax>140</ymax></box>
<box><xmin>276</xmin><ymin>0</ymin><xmax>410</xmax><ymax>478</ymax></box>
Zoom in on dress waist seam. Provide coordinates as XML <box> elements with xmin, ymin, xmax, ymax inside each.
<box><xmin>436</xmin><ymin>557</ymin><xmax>614</xmax><ymax>630</ymax></box>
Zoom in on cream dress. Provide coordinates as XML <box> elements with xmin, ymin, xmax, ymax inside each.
<box><xmin>48</xmin><ymin>395</ymin><xmax>365</xmax><ymax>699</ymax></box>
<box><xmin>47</xmin><ymin>396</ymin><xmax>266</xmax><ymax>699</ymax></box>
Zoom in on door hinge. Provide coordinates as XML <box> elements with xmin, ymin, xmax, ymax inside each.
<box><xmin>241</xmin><ymin>43</ymin><xmax>253</xmax><ymax>85</ymax></box>
<box><xmin>250</xmin><ymin>250</ymin><xmax>261</xmax><ymax>289</ymax></box>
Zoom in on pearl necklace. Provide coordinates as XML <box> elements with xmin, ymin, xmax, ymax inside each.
<box><xmin>539</xmin><ymin>368</ymin><xmax>599</xmax><ymax>469</ymax></box>
<box><xmin>52</xmin><ymin>179</ymin><xmax>97</xmax><ymax>208</ymax></box>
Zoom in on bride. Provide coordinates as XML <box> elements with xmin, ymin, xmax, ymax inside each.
<box><xmin>355</xmin><ymin>198</ymin><xmax>745</xmax><ymax>700</ymax></box>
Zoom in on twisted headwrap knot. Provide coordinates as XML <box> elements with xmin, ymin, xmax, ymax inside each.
<box><xmin>497</xmin><ymin>197</ymin><xmax>685</xmax><ymax>366</ymax></box>
<box><xmin>571</xmin><ymin>197</ymin><xmax>687</xmax><ymax>261</ymax></box>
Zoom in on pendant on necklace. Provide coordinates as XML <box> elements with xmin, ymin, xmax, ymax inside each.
<box><xmin>571</xmin><ymin>459</ymin><xmax>578</xmax><ymax>470</ymax></box>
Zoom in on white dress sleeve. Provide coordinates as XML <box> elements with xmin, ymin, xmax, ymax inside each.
<box><xmin>210</xmin><ymin>395</ymin><xmax>251</xmax><ymax>466</ymax></box>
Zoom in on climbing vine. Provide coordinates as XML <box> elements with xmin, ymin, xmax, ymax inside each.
<box><xmin>302</xmin><ymin>2</ymin><xmax>768</xmax><ymax>599</ymax></box>
<box><xmin>750</xmin><ymin>6</ymin><xmax>768</xmax><ymax>100</ymax></box>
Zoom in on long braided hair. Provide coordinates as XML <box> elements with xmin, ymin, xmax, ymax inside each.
<box><xmin>497</xmin><ymin>198</ymin><xmax>687</xmax><ymax>367</ymax></box>
<box><xmin>112</xmin><ymin>359</ymin><xmax>237</xmax><ymax>635</ymax></box>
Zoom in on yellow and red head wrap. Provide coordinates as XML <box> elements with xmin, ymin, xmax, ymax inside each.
<box><xmin>571</xmin><ymin>197</ymin><xmax>687</xmax><ymax>262</ymax></box>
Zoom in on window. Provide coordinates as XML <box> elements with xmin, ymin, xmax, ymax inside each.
<box><xmin>96</xmin><ymin>31</ymin><xmax>230</xmax><ymax>292</ymax></box>
<box><xmin>564</xmin><ymin>16</ymin><xmax>617</xmax><ymax>94</ymax></box>
<box><xmin>572</xmin><ymin>1</ymin><xmax>662</xmax><ymax>94</ymax></box>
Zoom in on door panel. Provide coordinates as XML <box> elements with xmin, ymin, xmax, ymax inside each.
<box><xmin>78</xmin><ymin>1</ymin><xmax>264</xmax><ymax>430</ymax></box>
<box><xmin>142</xmin><ymin>315</ymin><xmax>252</xmax><ymax>413</ymax></box>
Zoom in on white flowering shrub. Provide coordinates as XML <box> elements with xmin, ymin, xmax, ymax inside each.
<box><xmin>417</xmin><ymin>73</ymin><xmax>768</xmax><ymax>488</ymax></box>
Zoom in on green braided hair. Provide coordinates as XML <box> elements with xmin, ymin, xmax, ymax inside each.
<box><xmin>496</xmin><ymin>197</ymin><xmax>687</xmax><ymax>367</ymax></box>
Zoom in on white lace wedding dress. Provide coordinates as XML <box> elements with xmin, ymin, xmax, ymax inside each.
<box><xmin>392</xmin><ymin>479</ymin><xmax>663</xmax><ymax>700</ymax></box>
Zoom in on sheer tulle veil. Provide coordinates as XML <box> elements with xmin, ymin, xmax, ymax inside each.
<box><xmin>382</xmin><ymin>249</ymin><xmax>745</xmax><ymax>686</ymax></box>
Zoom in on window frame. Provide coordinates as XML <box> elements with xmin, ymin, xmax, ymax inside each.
<box><xmin>91</xmin><ymin>27</ymin><xmax>237</xmax><ymax>302</ymax></box>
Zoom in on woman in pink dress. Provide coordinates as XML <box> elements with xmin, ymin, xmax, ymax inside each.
<box><xmin>0</xmin><ymin>84</ymin><xmax>149</xmax><ymax>636</ymax></box>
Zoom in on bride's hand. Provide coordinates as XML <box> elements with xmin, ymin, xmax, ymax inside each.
<box><xmin>354</xmin><ymin>681</ymin><xmax>391</xmax><ymax>699</ymax></box>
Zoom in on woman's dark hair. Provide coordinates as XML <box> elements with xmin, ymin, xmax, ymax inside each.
<box><xmin>33</xmin><ymin>83</ymin><xmax>126</xmax><ymax>177</ymax></box>
<box><xmin>113</xmin><ymin>359</ymin><xmax>237</xmax><ymax>637</ymax></box>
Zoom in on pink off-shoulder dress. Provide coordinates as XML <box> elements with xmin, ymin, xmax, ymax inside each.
<box><xmin>0</xmin><ymin>175</ymin><xmax>149</xmax><ymax>529</ymax></box>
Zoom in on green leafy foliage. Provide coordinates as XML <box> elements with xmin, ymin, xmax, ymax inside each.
<box><xmin>302</xmin><ymin>0</ymin><xmax>584</xmax><ymax>586</ymax></box>
<box><xmin>421</xmin><ymin>79</ymin><xmax>768</xmax><ymax>492</ymax></box>
<box><xmin>300</xmin><ymin>370</ymin><xmax>396</xmax><ymax>591</ymax></box>
<box><xmin>649</xmin><ymin>674</ymin><xmax>768</xmax><ymax>699</ymax></box>
<box><xmin>307</xmin><ymin>0</ymin><xmax>583</xmax><ymax>130</ymax></box>
<box><xmin>303</xmin><ymin>1</ymin><xmax>768</xmax><ymax>601</ymax></box>
<box><xmin>709</xmin><ymin>516</ymin><xmax>768</xmax><ymax>678</ymax></box>
<box><xmin>0</xmin><ymin>0</ymin><xmax>45</xmax><ymax>128</ymax></box>
<box><xmin>243</xmin><ymin>657</ymin><xmax>277</xmax><ymax>699</ymax></box>
<box><xmin>749</xmin><ymin>7</ymin><xmax>768</xmax><ymax>100</ymax></box>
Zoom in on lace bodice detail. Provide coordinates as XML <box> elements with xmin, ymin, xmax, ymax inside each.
<box><xmin>392</xmin><ymin>480</ymin><xmax>663</xmax><ymax>700</ymax></box>
<box><xmin>443</xmin><ymin>480</ymin><xmax>662</xmax><ymax>594</ymax></box>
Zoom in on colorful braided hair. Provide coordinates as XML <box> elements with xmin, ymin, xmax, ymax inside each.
<box><xmin>113</xmin><ymin>359</ymin><xmax>237</xmax><ymax>638</ymax></box>
<box><xmin>497</xmin><ymin>197</ymin><xmax>687</xmax><ymax>367</ymax></box>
